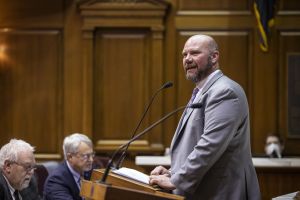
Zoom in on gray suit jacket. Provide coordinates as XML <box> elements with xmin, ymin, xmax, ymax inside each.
<box><xmin>170</xmin><ymin>70</ymin><xmax>261</xmax><ymax>200</ymax></box>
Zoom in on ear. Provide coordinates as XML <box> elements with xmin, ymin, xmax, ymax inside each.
<box><xmin>66</xmin><ymin>153</ymin><xmax>73</xmax><ymax>160</ymax></box>
<box><xmin>3</xmin><ymin>160</ymin><xmax>12</xmax><ymax>172</ymax></box>
<box><xmin>210</xmin><ymin>51</ymin><xmax>219</xmax><ymax>64</ymax></box>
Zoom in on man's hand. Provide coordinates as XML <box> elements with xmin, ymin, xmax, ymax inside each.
<box><xmin>150</xmin><ymin>166</ymin><xmax>170</xmax><ymax>176</ymax></box>
<box><xmin>149</xmin><ymin>174</ymin><xmax>176</xmax><ymax>190</ymax></box>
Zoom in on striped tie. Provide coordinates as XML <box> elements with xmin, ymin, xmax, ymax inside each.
<box><xmin>78</xmin><ymin>177</ymin><xmax>81</xmax><ymax>188</ymax></box>
<box><xmin>189</xmin><ymin>87</ymin><xmax>199</xmax><ymax>104</ymax></box>
<box><xmin>182</xmin><ymin>87</ymin><xmax>199</xmax><ymax>117</ymax></box>
<box><xmin>14</xmin><ymin>190</ymin><xmax>20</xmax><ymax>200</ymax></box>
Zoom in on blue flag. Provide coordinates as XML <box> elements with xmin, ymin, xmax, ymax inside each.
<box><xmin>254</xmin><ymin>0</ymin><xmax>276</xmax><ymax>52</ymax></box>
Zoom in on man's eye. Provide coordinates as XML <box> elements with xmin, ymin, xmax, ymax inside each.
<box><xmin>25</xmin><ymin>165</ymin><xmax>32</xmax><ymax>169</ymax></box>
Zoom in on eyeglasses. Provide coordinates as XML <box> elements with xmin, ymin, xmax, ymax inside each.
<box><xmin>11</xmin><ymin>161</ymin><xmax>37</xmax><ymax>173</ymax></box>
<box><xmin>76</xmin><ymin>152</ymin><xmax>95</xmax><ymax>161</ymax></box>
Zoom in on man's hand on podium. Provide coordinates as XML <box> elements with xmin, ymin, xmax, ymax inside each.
<box><xmin>149</xmin><ymin>174</ymin><xmax>175</xmax><ymax>190</ymax></box>
<box><xmin>150</xmin><ymin>165</ymin><xmax>171</xmax><ymax>177</ymax></box>
<box><xmin>149</xmin><ymin>166</ymin><xmax>175</xmax><ymax>190</ymax></box>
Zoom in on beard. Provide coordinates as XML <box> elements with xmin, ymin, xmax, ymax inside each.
<box><xmin>19</xmin><ymin>177</ymin><xmax>31</xmax><ymax>190</ymax></box>
<box><xmin>186</xmin><ymin>56</ymin><xmax>214</xmax><ymax>83</ymax></box>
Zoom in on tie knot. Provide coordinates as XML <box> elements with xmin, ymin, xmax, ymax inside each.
<box><xmin>14</xmin><ymin>190</ymin><xmax>20</xmax><ymax>200</ymax></box>
<box><xmin>192</xmin><ymin>87</ymin><xmax>199</xmax><ymax>96</ymax></box>
<box><xmin>190</xmin><ymin>87</ymin><xmax>199</xmax><ymax>103</ymax></box>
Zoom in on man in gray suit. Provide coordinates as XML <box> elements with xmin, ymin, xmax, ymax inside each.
<box><xmin>149</xmin><ymin>34</ymin><xmax>261</xmax><ymax>200</ymax></box>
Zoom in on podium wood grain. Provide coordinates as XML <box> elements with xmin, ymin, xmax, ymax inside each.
<box><xmin>88</xmin><ymin>169</ymin><xmax>184</xmax><ymax>200</ymax></box>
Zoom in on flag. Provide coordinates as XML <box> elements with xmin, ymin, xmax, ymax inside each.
<box><xmin>254</xmin><ymin>0</ymin><xmax>276</xmax><ymax>52</ymax></box>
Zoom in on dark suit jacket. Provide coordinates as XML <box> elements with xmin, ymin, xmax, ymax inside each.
<box><xmin>43</xmin><ymin>161</ymin><xmax>82</xmax><ymax>200</ymax></box>
<box><xmin>0</xmin><ymin>173</ymin><xmax>12</xmax><ymax>200</ymax></box>
<box><xmin>0</xmin><ymin>173</ymin><xmax>40</xmax><ymax>200</ymax></box>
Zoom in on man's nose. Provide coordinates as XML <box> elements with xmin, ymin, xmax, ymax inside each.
<box><xmin>185</xmin><ymin>54</ymin><xmax>192</xmax><ymax>63</ymax></box>
<box><xmin>28</xmin><ymin>169</ymin><xmax>35</xmax><ymax>175</ymax></box>
<box><xmin>88</xmin><ymin>156</ymin><xmax>94</xmax><ymax>162</ymax></box>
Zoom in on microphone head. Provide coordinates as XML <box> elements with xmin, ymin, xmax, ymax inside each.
<box><xmin>162</xmin><ymin>81</ymin><xmax>173</xmax><ymax>89</ymax></box>
<box><xmin>188</xmin><ymin>103</ymin><xmax>202</xmax><ymax>109</ymax></box>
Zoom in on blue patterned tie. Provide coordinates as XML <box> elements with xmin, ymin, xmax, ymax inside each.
<box><xmin>189</xmin><ymin>87</ymin><xmax>199</xmax><ymax>104</ymax></box>
<box><xmin>78</xmin><ymin>177</ymin><xmax>81</xmax><ymax>188</ymax></box>
<box><xmin>182</xmin><ymin>87</ymin><xmax>199</xmax><ymax>117</ymax></box>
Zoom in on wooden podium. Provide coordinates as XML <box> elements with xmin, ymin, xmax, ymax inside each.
<box><xmin>80</xmin><ymin>169</ymin><xmax>184</xmax><ymax>200</ymax></box>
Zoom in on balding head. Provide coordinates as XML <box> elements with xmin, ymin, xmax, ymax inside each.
<box><xmin>185</xmin><ymin>34</ymin><xmax>219</xmax><ymax>55</ymax></box>
<box><xmin>182</xmin><ymin>34</ymin><xmax>220</xmax><ymax>84</ymax></box>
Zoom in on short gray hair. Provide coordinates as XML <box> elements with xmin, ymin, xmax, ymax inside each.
<box><xmin>63</xmin><ymin>133</ymin><xmax>93</xmax><ymax>159</ymax></box>
<box><xmin>0</xmin><ymin>139</ymin><xmax>35</xmax><ymax>169</ymax></box>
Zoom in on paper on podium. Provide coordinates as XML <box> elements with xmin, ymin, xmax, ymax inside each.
<box><xmin>112</xmin><ymin>167</ymin><xmax>150</xmax><ymax>185</ymax></box>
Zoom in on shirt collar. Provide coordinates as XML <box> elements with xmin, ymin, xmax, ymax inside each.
<box><xmin>196</xmin><ymin>69</ymin><xmax>220</xmax><ymax>94</ymax></box>
<box><xmin>66</xmin><ymin>160</ymin><xmax>81</xmax><ymax>182</ymax></box>
<box><xmin>2</xmin><ymin>174</ymin><xmax>19</xmax><ymax>199</ymax></box>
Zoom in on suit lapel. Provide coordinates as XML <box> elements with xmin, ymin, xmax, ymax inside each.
<box><xmin>178</xmin><ymin>106</ymin><xmax>195</xmax><ymax>136</ymax></box>
<box><xmin>170</xmin><ymin>99</ymin><xmax>200</xmax><ymax>151</ymax></box>
<box><xmin>63</xmin><ymin>161</ymin><xmax>81</xmax><ymax>200</ymax></box>
<box><xmin>171</xmin><ymin>70</ymin><xmax>224</xmax><ymax>151</ymax></box>
<box><xmin>200</xmin><ymin>70</ymin><xmax>223</xmax><ymax>95</ymax></box>
<box><xmin>0</xmin><ymin>173</ymin><xmax>14</xmax><ymax>200</ymax></box>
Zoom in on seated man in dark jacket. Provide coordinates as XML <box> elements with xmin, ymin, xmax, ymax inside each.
<box><xmin>43</xmin><ymin>133</ymin><xmax>94</xmax><ymax>200</ymax></box>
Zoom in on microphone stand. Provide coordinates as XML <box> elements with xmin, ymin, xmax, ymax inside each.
<box><xmin>114</xmin><ymin>82</ymin><xmax>173</xmax><ymax>169</ymax></box>
<box><xmin>100</xmin><ymin>103</ymin><xmax>202</xmax><ymax>183</ymax></box>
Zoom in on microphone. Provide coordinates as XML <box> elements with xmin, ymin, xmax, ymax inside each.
<box><xmin>100</xmin><ymin>102</ymin><xmax>202</xmax><ymax>183</ymax></box>
<box><xmin>114</xmin><ymin>81</ymin><xmax>173</xmax><ymax>169</ymax></box>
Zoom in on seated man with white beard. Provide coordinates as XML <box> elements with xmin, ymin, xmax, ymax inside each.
<box><xmin>44</xmin><ymin>133</ymin><xmax>94</xmax><ymax>200</ymax></box>
<box><xmin>0</xmin><ymin>139</ymin><xmax>39</xmax><ymax>200</ymax></box>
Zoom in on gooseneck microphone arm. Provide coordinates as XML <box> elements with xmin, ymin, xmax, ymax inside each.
<box><xmin>114</xmin><ymin>82</ymin><xmax>173</xmax><ymax>169</ymax></box>
<box><xmin>100</xmin><ymin>102</ymin><xmax>202</xmax><ymax>183</ymax></box>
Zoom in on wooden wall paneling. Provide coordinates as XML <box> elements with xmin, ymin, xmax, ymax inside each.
<box><xmin>175</xmin><ymin>14</ymin><xmax>253</xmax><ymax>30</ymax></box>
<box><xmin>0</xmin><ymin>30</ymin><xmax>63</xmax><ymax>160</ymax></box>
<box><xmin>92</xmin><ymin>29</ymin><xmax>165</xmax><ymax>152</ymax></box>
<box><xmin>177</xmin><ymin>0</ymin><xmax>250</xmax><ymax>11</ymax></box>
<box><xmin>78</xmin><ymin>0</ymin><xmax>169</xmax><ymax>154</ymax></box>
<box><xmin>82</xmin><ymin>30</ymin><xmax>94</xmax><ymax>138</ymax></box>
<box><xmin>93</xmin><ymin>28</ymin><xmax>150</xmax><ymax>142</ymax></box>
<box><xmin>63</xmin><ymin>0</ymin><xmax>86</xmax><ymax>137</ymax></box>
<box><xmin>161</xmin><ymin>2</ymin><xmax>179</xmax><ymax>148</ymax></box>
<box><xmin>0</xmin><ymin>0</ymin><xmax>64</xmax><ymax>28</ymax></box>
<box><xmin>251</xmin><ymin>31</ymin><xmax>278</xmax><ymax>153</ymax></box>
<box><xmin>0</xmin><ymin>33</ymin><xmax>12</xmax><ymax>144</ymax></box>
<box><xmin>279</xmin><ymin>32</ymin><xmax>300</xmax><ymax>155</ymax></box>
<box><xmin>148</xmin><ymin>29</ymin><xmax>165</xmax><ymax>147</ymax></box>
<box><xmin>278</xmin><ymin>0</ymin><xmax>300</xmax><ymax>11</ymax></box>
<box><xmin>286</xmin><ymin>54</ymin><xmax>300</xmax><ymax>138</ymax></box>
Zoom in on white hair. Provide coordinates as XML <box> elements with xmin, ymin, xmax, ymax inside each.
<box><xmin>63</xmin><ymin>133</ymin><xmax>93</xmax><ymax>159</ymax></box>
<box><xmin>0</xmin><ymin>139</ymin><xmax>35</xmax><ymax>169</ymax></box>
